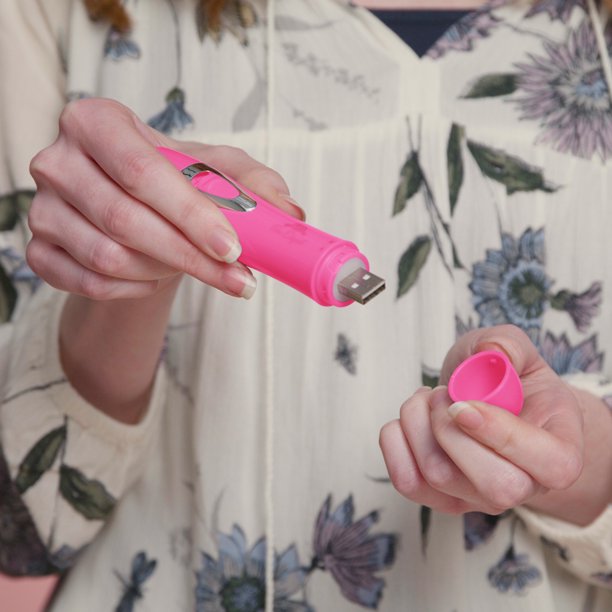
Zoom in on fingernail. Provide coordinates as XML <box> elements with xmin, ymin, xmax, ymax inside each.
<box><xmin>282</xmin><ymin>195</ymin><xmax>306</xmax><ymax>221</ymax></box>
<box><xmin>225</xmin><ymin>266</ymin><xmax>257</xmax><ymax>299</ymax></box>
<box><xmin>415</xmin><ymin>386</ymin><xmax>432</xmax><ymax>393</ymax></box>
<box><xmin>211</xmin><ymin>228</ymin><xmax>242</xmax><ymax>263</ymax></box>
<box><xmin>448</xmin><ymin>402</ymin><xmax>484</xmax><ymax>428</ymax></box>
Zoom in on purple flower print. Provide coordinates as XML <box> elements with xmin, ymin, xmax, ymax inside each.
<box><xmin>550</xmin><ymin>282</ymin><xmax>602</xmax><ymax>332</ymax></box>
<box><xmin>488</xmin><ymin>545</ymin><xmax>542</xmax><ymax>594</ymax></box>
<box><xmin>514</xmin><ymin>20</ymin><xmax>612</xmax><ymax>160</ymax></box>
<box><xmin>427</xmin><ymin>9</ymin><xmax>501</xmax><ymax>59</ymax></box>
<box><xmin>526</xmin><ymin>0</ymin><xmax>586</xmax><ymax>22</ymax></box>
<box><xmin>312</xmin><ymin>495</ymin><xmax>397</xmax><ymax>609</ymax></box>
<box><xmin>539</xmin><ymin>331</ymin><xmax>603</xmax><ymax>374</ymax></box>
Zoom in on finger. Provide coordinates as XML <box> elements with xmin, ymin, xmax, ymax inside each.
<box><xmin>440</xmin><ymin>324</ymin><xmax>542</xmax><ymax>383</ymax></box>
<box><xmin>28</xmin><ymin>192</ymin><xmax>176</xmax><ymax>282</ymax></box>
<box><xmin>379</xmin><ymin>419</ymin><xmax>470</xmax><ymax>514</ymax></box>
<box><xmin>26</xmin><ymin>238</ymin><xmax>159</xmax><ymax>300</ymax></box>
<box><xmin>442</xmin><ymin>394</ymin><xmax>583</xmax><ymax>491</ymax></box>
<box><xmin>186</xmin><ymin>143</ymin><xmax>306</xmax><ymax>220</ymax></box>
<box><xmin>53</xmin><ymin>100</ymin><xmax>242</xmax><ymax>263</ymax></box>
<box><xmin>34</xmin><ymin>154</ymin><xmax>257</xmax><ymax>298</ymax></box>
<box><xmin>430</xmin><ymin>392</ymin><xmax>542</xmax><ymax>510</ymax></box>
<box><xmin>399</xmin><ymin>387</ymin><xmax>481</xmax><ymax>503</ymax></box>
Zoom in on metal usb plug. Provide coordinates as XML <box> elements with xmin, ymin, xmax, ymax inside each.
<box><xmin>337</xmin><ymin>267</ymin><xmax>386</xmax><ymax>305</ymax></box>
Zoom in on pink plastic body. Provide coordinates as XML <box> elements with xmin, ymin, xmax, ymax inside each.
<box><xmin>447</xmin><ymin>350</ymin><xmax>524</xmax><ymax>415</ymax></box>
<box><xmin>158</xmin><ymin>147</ymin><xmax>368</xmax><ymax>307</ymax></box>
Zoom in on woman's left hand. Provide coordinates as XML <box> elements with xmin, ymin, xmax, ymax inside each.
<box><xmin>379</xmin><ymin>324</ymin><xmax>587</xmax><ymax>517</ymax></box>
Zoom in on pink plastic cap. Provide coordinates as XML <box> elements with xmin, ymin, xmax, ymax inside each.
<box><xmin>448</xmin><ymin>350</ymin><xmax>524</xmax><ymax>415</ymax></box>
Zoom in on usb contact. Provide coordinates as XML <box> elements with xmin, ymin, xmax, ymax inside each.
<box><xmin>337</xmin><ymin>267</ymin><xmax>386</xmax><ymax>305</ymax></box>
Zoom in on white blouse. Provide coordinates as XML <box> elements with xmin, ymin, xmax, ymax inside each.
<box><xmin>1</xmin><ymin>1</ymin><xmax>612</xmax><ymax>610</ymax></box>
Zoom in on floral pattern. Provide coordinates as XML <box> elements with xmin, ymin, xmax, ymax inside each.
<box><xmin>195</xmin><ymin>496</ymin><xmax>397</xmax><ymax>611</ymax></box>
<box><xmin>514</xmin><ymin>20</ymin><xmax>612</xmax><ymax>160</ymax></box>
<box><xmin>1</xmin><ymin>2</ymin><xmax>611</xmax><ymax>610</ymax></box>
<box><xmin>488</xmin><ymin>545</ymin><xmax>542</xmax><ymax>594</ymax></box>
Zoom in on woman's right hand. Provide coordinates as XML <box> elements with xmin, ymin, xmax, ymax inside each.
<box><xmin>27</xmin><ymin>97</ymin><xmax>303</xmax><ymax>301</ymax></box>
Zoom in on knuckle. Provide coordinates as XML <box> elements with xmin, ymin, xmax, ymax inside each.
<box><xmin>88</xmin><ymin>239</ymin><xmax>127</xmax><ymax>276</ymax></box>
<box><xmin>58</xmin><ymin>98</ymin><xmax>93</xmax><ymax>134</ymax></box>
<box><xmin>421</xmin><ymin>455</ymin><xmax>454</xmax><ymax>490</ymax></box>
<box><xmin>29</xmin><ymin>149</ymin><xmax>57</xmax><ymax>185</ymax></box>
<box><xmin>485</xmin><ymin>472</ymin><xmax>532</xmax><ymax>510</ymax></box>
<box><xmin>77</xmin><ymin>270</ymin><xmax>113</xmax><ymax>301</ymax></box>
<box><xmin>100</xmin><ymin>199</ymin><xmax>135</xmax><ymax>240</ymax></box>
<box><xmin>117</xmin><ymin>150</ymin><xmax>157</xmax><ymax>194</ymax></box>
<box><xmin>389</xmin><ymin>468</ymin><xmax>420</xmax><ymax>499</ymax></box>
<box><xmin>545</xmin><ymin>447</ymin><xmax>583</xmax><ymax>490</ymax></box>
<box><xmin>26</xmin><ymin>197</ymin><xmax>46</xmax><ymax>235</ymax></box>
<box><xmin>25</xmin><ymin>239</ymin><xmax>46</xmax><ymax>275</ymax></box>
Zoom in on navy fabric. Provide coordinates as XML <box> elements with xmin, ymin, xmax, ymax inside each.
<box><xmin>370</xmin><ymin>10</ymin><xmax>469</xmax><ymax>56</ymax></box>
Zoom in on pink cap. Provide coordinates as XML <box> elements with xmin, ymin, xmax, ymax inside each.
<box><xmin>448</xmin><ymin>350</ymin><xmax>523</xmax><ymax>415</ymax></box>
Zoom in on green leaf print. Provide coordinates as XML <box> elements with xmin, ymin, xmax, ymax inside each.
<box><xmin>15</xmin><ymin>425</ymin><xmax>67</xmax><ymax>494</ymax></box>
<box><xmin>421</xmin><ymin>368</ymin><xmax>440</xmax><ymax>389</ymax></box>
<box><xmin>397</xmin><ymin>235</ymin><xmax>432</xmax><ymax>298</ymax></box>
<box><xmin>59</xmin><ymin>465</ymin><xmax>116</xmax><ymax>520</ymax></box>
<box><xmin>462</xmin><ymin>73</ymin><xmax>518</xmax><ymax>99</ymax></box>
<box><xmin>0</xmin><ymin>190</ymin><xmax>34</xmax><ymax>232</ymax></box>
<box><xmin>447</xmin><ymin>124</ymin><xmax>464</xmax><ymax>215</ymax></box>
<box><xmin>467</xmin><ymin>140</ymin><xmax>558</xmax><ymax>195</ymax></box>
<box><xmin>393</xmin><ymin>152</ymin><xmax>423</xmax><ymax>216</ymax></box>
<box><xmin>0</xmin><ymin>264</ymin><xmax>17</xmax><ymax>324</ymax></box>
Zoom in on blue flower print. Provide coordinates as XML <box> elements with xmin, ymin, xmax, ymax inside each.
<box><xmin>148</xmin><ymin>87</ymin><xmax>194</xmax><ymax>135</ymax></box>
<box><xmin>488</xmin><ymin>545</ymin><xmax>542</xmax><ymax>594</ymax></box>
<box><xmin>311</xmin><ymin>495</ymin><xmax>397</xmax><ymax>609</ymax></box>
<box><xmin>335</xmin><ymin>333</ymin><xmax>357</xmax><ymax>375</ymax></box>
<box><xmin>539</xmin><ymin>331</ymin><xmax>603</xmax><ymax>375</ymax></box>
<box><xmin>104</xmin><ymin>27</ymin><xmax>141</xmax><ymax>61</ymax></box>
<box><xmin>470</xmin><ymin>228</ymin><xmax>550</xmax><ymax>333</ymax></box>
<box><xmin>195</xmin><ymin>525</ymin><xmax>310</xmax><ymax>612</ymax></box>
<box><xmin>114</xmin><ymin>551</ymin><xmax>157</xmax><ymax>612</ymax></box>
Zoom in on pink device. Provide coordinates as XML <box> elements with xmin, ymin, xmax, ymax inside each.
<box><xmin>447</xmin><ymin>350</ymin><xmax>524</xmax><ymax>415</ymax></box>
<box><xmin>157</xmin><ymin>147</ymin><xmax>385</xmax><ymax>307</ymax></box>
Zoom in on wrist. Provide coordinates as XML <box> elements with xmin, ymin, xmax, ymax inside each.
<box><xmin>59</xmin><ymin>277</ymin><xmax>181</xmax><ymax>423</ymax></box>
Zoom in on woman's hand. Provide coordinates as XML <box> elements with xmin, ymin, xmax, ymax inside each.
<box><xmin>27</xmin><ymin>97</ymin><xmax>303</xmax><ymax>301</ymax></box>
<box><xmin>380</xmin><ymin>324</ymin><xmax>612</xmax><ymax>524</ymax></box>
<box><xmin>25</xmin><ymin>97</ymin><xmax>305</xmax><ymax>423</ymax></box>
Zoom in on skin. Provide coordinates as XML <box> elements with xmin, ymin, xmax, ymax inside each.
<box><xmin>379</xmin><ymin>326</ymin><xmax>612</xmax><ymax>526</ymax></box>
<box><xmin>28</xmin><ymin>98</ymin><xmax>304</xmax><ymax>424</ymax></box>
<box><xmin>28</xmin><ymin>3</ymin><xmax>612</xmax><ymax>527</ymax></box>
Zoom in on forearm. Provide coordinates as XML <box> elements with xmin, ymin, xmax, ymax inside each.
<box><xmin>59</xmin><ymin>277</ymin><xmax>181</xmax><ymax>424</ymax></box>
<box><xmin>524</xmin><ymin>385</ymin><xmax>612</xmax><ymax>526</ymax></box>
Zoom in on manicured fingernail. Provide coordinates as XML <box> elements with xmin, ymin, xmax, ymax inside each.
<box><xmin>225</xmin><ymin>266</ymin><xmax>257</xmax><ymax>299</ymax></box>
<box><xmin>211</xmin><ymin>228</ymin><xmax>242</xmax><ymax>263</ymax></box>
<box><xmin>448</xmin><ymin>402</ymin><xmax>484</xmax><ymax>428</ymax></box>
<box><xmin>282</xmin><ymin>196</ymin><xmax>306</xmax><ymax>221</ymax></box>
<box><xmin>416</xmin><ymin>386</ymin><xmax>432</xmax><ymax>393</ymax></box>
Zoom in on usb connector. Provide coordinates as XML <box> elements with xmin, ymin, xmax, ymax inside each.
<box><xmin>337</xmin><ymin>267</ymin><xmax>386</xmax><ymax>305</ymax></box>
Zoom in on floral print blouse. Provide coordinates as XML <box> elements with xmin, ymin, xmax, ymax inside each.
<box><xmin>1</xmin><ymin>0</ymin><xmax>612</xmax><ymax>610</ymax></box>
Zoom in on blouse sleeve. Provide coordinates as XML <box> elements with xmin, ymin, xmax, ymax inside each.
<box><xmin>0</xmin><ymin>0</ymin><xmax>166</xmax><ymax>576</ymax></box>
<box><xmin>514</xmin><ymin>373</ymin><xmax>612</xmax><ymax>589</ymax></box>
